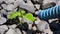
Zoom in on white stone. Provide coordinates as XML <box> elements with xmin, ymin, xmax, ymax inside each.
<box><xmin>57</xmin><ymin>0</ymin><xmax>60</xmax><ymax>5</ymax></box>
<box><xmin>20</xmin><ymin>5</ymin><xmax>36</xmax><ymax>13</ymax></box>
<box><xmin>0</xmin><ymin>9</ymin><xmax>7</xmax><ymax>15</ymax></box>
<box><xmin>12</xmin><ymin>8</ymin><xmax>18</xmax><ymax>12</ymax></box>
<box><xmin>16</xmin><ymin>0</ymin><xmax>25</xmax><ymax>4</ymax></box>
<box><xmin>0</xmin><ymin>14</ymin><xmax>1</xmax><ymax>18</ymax></box>
<box><xmin>49</xmin><ymin>18</ymin><xmax>58</xmax><ymax>23</ymax></box>
<box><xmin>19</xmin><ymin>3</ymin><xmax>36</xmax><ymax>13</ymax></box>
<box><xmin>4</xmin><ymin>0</ymin><xmax>15</xmax><ymax>4</ymax></box>
<box><xmin>6</xmin><ymin>28</ymin><xmax>22</xmax><ymax>34</ymax></box>
<box><xmin>14</xmin><ymin>0</ymin><xmax>25</xmax><ymax>8</ymax></box>
<box><xmin>22</xmin><ymin>30</ymin><xmax>27</xmax><ymax>34</ymax></box>
<box><xmin>26</xmin><ymin>0</ymin><xmax>33</xmax><ymax>5</ymax></box>
<box><xmin>15</xmin><ymin>28</ymin><xmax>22</xmax><ymax>34</ymax></box>
<box><xmin>14</xmin><ymin>2</ymin><xmax>19</xmax><ymax>8</ymax></box>
<box><xmin>35</xmin><ymin>10</ymin><xmax>41</xmax><ymax>15</ymax></box>
<box><xmin>0</xmin><ymin>0</ymin><xmax>3</xmax><ymax>3</ymax></box>
<box><xmin>36</xmin><ymin>20</ymin><xmax>49</xmax><ymax>31</ymax></box>
<box><xmin>1</xmin><ymin>4</ymin><xmax>7</xmax><ymax>9</ymax></box>
<box><xmin>8</xmin><ymin>24</ymin><xmax>17</xmax><ymax>29</ymax></box>
<box><xmin>43</xmin><ymin>0</ymin><xmax>58</xmax><ymax>4</ymax></box>
<box><xmin>44</xmin><ymin>29</ymin><xmax>53</xmax><ymax>34</ymax></box>
<box><xmin>8</xmin><ymin>0</ymin><xmax>36</xmax><ymax>13</ymax></box>
<box><xmin>8</xmin><ymin>8</ymin><xmax>18</xmax><ymax>12</ymax></box>
<box><xmin>35</xmin><ymin>18</ymin><xmax>41</xmax><ymax>25</ymax></box>
<box><xmin>4</xmin><ymin>4</ymin><xmax>14</xmax><ymax>10</ymax></box>
<box><xmin>5</xmin><ymin>28</ymin><xmax>16</xmax><ymax>34</ymax></box>
<box><xmin>0</xmin><ymin>17</ymin><xmax>7</xmax><ymax>24</ymax></box>
<box><xmin>34</xmin><ymin>4</ymin><xmax>40</xmax><ymax>9</ymax></box>
<box><xmin>0</xmin><ymin>25</ymin><xmax>8</xmax><ymax>34</ymax></box>
<box><xmin>28</xmin><ymin>23</ymin><xmax>32</xmax><ymax>29</ymax></box>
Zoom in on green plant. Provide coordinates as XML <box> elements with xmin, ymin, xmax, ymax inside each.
<box><xmin>24</xmin><ymin>13</ymin><xmax>35</xmax><ymax>22</ymax></box>
<box><xmin>9</xmin><ymin>10</ymin><xmax>35</xmax><ymax>25</ymax></box>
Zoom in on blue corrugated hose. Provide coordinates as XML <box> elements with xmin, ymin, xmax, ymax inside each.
<box><xmin>38</xmin><ymin>5</ymin><xmax>60</xmax><ymax>20</ymax></box>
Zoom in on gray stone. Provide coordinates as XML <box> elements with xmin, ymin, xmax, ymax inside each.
<box><xmin>19</xmin><ymin>2</ymin><xmax>36</xmax><ymax>13</ymax></box>
<box><xmin>35</xmin><ymin>19</ymin><xmax>40</xmax><ymax>25</ymax></box>
<box><xmin>36</xmin><ymin>19</ymin><xmax>53</xmax><ymax>34</ymax></box>
<box><xmin>5</xmin><ymin>28</ymin><xmax>16</xmax><ymax>34</ymax></box>
<box><xmin>57</xmin><ymin>1</ymin><xmax>60</xmax><ymax>5</ymax></box>
<box><xmin>0</xmin><ymin>9</ymin><xmax>7</xmax><ymax>15</ymax></box>
<box><xmin>15</xmin><ymin>28</ymin><xmax>22</xmax><ymax>34</ymax></box>
<box><xmin>16</xmin><ymin>0</ymin><xmax>25</xmax><ymax>4</ymax></box>
<box><xmin>0</xmin><ymin>25</ymin><xmax>8</xmax><ymax>34</ymax></box>
<box><xmin>28</xmin><ymin>23</ymin><xmax>32</xmax><ymax>29</ymax></box>
<box><xmin>26</xmin><ymin>0</ymin><xmax>33</xmax><ymax>5</ymax></box>
<box><xmin>6</xmin><ymin>28</ymin><xmax>22</xmax><ymax>34</ymax></box>
<box><xmin>34</xmin><ymin>4</ymin><xmax>40</xmax><ymax>10</ymax></box>
<box><xmin>32</xmin><ymin>0</ymin><xmax>43</xmax><ymax>4</ymax></box>
<box><xmin>19</xmin><ymin>4</ymin><xmax>36</xmax><ymax>13</ymax></box>
<box><xmin>42</xmin><ymin>2</ymin><xmax>56</xmax><ymax>10</ymax></box>
<box><xmin>14</xmin><ymin>0</ymin><xmax>25</xmax><ymax>8</ymax></box>
<box><xmin>0</xmin><ymin>14</ymin><xmax>1</xmax><ymax>18</ymax></box>
<box><xmin>12</xmin><ymin>8</ymin><xmax>18</xmax><ymax>12</ymax></box>
<box><xmin>43</xmin><ymin>0</ymin><xmax>58</xmax><ymax>4</ymax></box>
<box><xmin>4</xmin><ymin>4</ymin><xmax>14</xmax><ymax>10</ymax></box>
<box><xmin>14</xmin><ymin>2</ymin><xmax>19</xmax><ymax>8</ymax></box>
<box><xmin>0</xmin><ymin>17</ymin><xmax>7</xmax><ymax>24</ymax></box>
<box><xmin>48</xmin><ymin>18</ymin><xmax>58</xmax><ymax>23</ymax></box>
<box><xmin>4</xmin><ymin>0</ymin><xmax>15</xmax><ymax>4</ymax></box>
<box><xmin>22</xmin><ymin>30</ymin><xmax>27</xmax><ymax>34</ymax></box>
<box><xmin>36</xmin><ymin>19</ymin><xmax>49</xmax><ymax>31</ymax></box>
<box><xmin>8</xmin><ymin>24</ymin><xmax>17</xmax><ymax>29</ymax></box>
<box><xmin>0</xmin><ymin>0</ymin><xmax>4</xmax><ymax>3</ymax></box>
<box><xmin>1</xmin><ymin>4</ymin><xmax>7</xmax><ymax>9</ymax></box>
<box><xmin>44</xmin><ymin>29</ymin><xmax>53</xmax><ymax>34</ymax></box>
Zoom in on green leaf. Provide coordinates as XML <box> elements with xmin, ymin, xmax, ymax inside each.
<box><xmin>15</xmin><ymin>11</ymin><xmax>21</xmax><ymax>16</ymax></box>
<box><xmin>9</xmin><ymin>12</ymin><xmax>19</xmax><ymax>19</ymax></box>
<box><xmin>20</xmin><ymin>10</ymin><xmax>26</xmax><ymax>15</ymax></box>
<box><xmin>9</xmin><ymin>10</ymin><xmax>26</xmax><ymax>19</ymax></box>
<box><xmin>24</xmin><ymin>13</ymin><xmax>35</xmax><ymax>22</ymax></box>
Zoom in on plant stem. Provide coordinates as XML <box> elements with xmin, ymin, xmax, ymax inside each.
<box><xmin>18</xmin><ymin>10</ymin><xmax>24</xmax><ymax>25</ymax></box>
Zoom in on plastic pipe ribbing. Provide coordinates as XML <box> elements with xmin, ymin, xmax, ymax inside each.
<box><xmin>38</xmin><ymin>5</ymin><xmax>60</xmax><ymax>20</ymax></box>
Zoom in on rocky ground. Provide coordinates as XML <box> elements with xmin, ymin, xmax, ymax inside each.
<box><xmin>0</xmin><ymin>0</ymin><xmax>60</xmax><ymax>34</ymax></box>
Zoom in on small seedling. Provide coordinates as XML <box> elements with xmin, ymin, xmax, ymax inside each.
<box><xmin>9</xmin><ymin>10</ymin><xmax>35</xmax><ymax>24</ymax></box>
<box><xmin>9</xmin><ymin>9</ymin><xmax>41</xmax><ymax>34</ymax></box>
<box><xmin>9</xmin><ymin>9</ymin><xmax>35</xmax><ymax>31</ymax></box>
